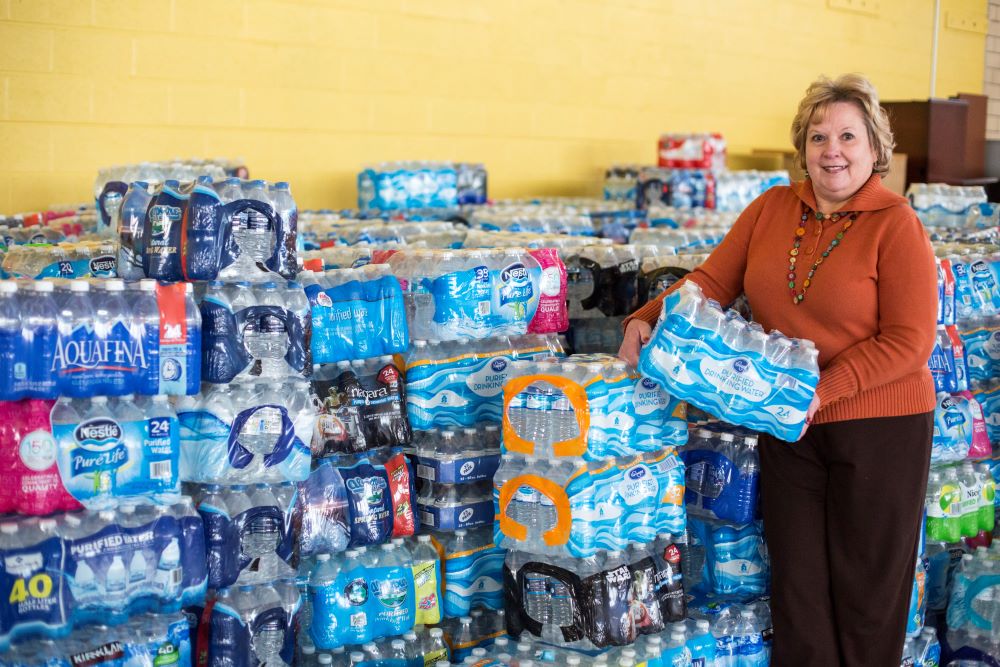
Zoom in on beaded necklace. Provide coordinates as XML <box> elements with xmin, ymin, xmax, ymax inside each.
<box><xmin>787</xmin><ymin>206</ymin><xmax>858</xmax><ymax>305</ymax></box>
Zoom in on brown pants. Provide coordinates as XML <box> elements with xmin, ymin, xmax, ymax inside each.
<box><xmin>759</xmin><ymin>412</ymin><xmax>932</xmax><ymax>667</ymax></box>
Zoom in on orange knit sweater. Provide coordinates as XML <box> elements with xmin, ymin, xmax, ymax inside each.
<box><xmin>625</xmin><ymin>173</ymin><xmax>938</xmax><ymax>425</ymax></box>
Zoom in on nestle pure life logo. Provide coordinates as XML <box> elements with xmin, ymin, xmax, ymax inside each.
<box><xmin>940</xmin><ymin>396</ymin><xmax>967</xmax><ymax>430</ymax></box>
<box><xmin>70</xmin><ymin>418</ymin><xmax>128</xmax><ymax>478</ymax></box>
<box><xmin>498</xmin><ymin>262</ymin><xmax>534</xmax><ymax>316</ymax></box>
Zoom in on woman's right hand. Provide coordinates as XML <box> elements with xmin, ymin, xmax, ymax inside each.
<box><xmin>618</xmin><ymin>319</ymin><xmax>652</xmax><ymax>368</ymax></box>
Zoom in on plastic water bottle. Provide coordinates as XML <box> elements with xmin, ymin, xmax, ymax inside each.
<box><xmin>241</xmin><ymin>179</ymin><xmax>274</xmax><ymax>264</ymax></box>
<box><xmin>249</xmin><ymin>282</ymin><xmax>291</xmax><ymax>378</ymax></box>
<box><xmin>737</xmin><ymin>609</ymin><xmax>765</xmax><ymax>666</ymax></box>
<box><xmin>56</xmin><ymin>280</ymin><xmax>97</xmax><ymax>397</ymax></box>
<box><xmin>129</xmin><ymin>279</ymin><xmax>160</xmax><ymax>391</ymax></box>
<box><xmin>153</xmin><ymin>537</ymin><xmax>181</xmax><ymax>598</ymax></box>
<box><xmin>274</xmin><ymin>577</ymin><xmax>301</xmax><ymax>640</ymax></box>
<box><xmin>915</xmin><ymin>626</ymin><xmax>941</xmax><ymax>666</ymax></box>
<box><xmin>0</xmin><ymin>282</ymin><xmax>21</xmax><ymax>399</ymax></box>
<box><xmin>524</xmin><ymin>566</ymin><xmax>551</xmax><ymax>628</ymax></box>
<box><xmin>245</xmin><ymin>484</ymin><xmax>282</xmax><ymax>570</ymax></box>
<box><xmin>661</xmin><ymin>627</ymin><xmax>692</xmax><ymax>667</ymax></box>
<box><xmin>252</xmin><ymin>584</ymin><xmax>287</xmax><ymax>665</ymax></box>
<box><xmin>734</xmin><ymin>436</ymin><xmax>760</xmax><ymax>523</ymax></box>
<box><xmin>959</xmin><ymin>462</ymin><xmax>982</xmax><ymax>538</ymax></box>
<box><xmin>424</xmin><ymin>627</ymin><xmax>448</xmax><ymax>666</ymax></box>
<box><xmin>548</xmin><ymin>565</ymin><xmax>573</xmax><ymax>634</ymax></box>
<box><xmin>272</xmin><ymin>181</ymin><xmax>298</xmax><ymax>249</ymax></box>
<box><xmin>943</xmin><ymin>467</ymin><xmax>964</xmax><ymax>542</ymax></box>
<box><xmin>454</xmin><ymin>616</ymin><xmax>474</xmax><ymax>654</ymax></box>
<box><xmin>94</xmin><ymin>279</ymin><xmax>133</xmax><ymax>395</ymax></box>
<box><xmin>688</xmin><ymin>618</ymin><xmax>716</xmax><ymax>667</ymax></box>
<box><xmin>412</xmin><ymin>534</ymin><xmax>442</xmax><ymax>625</ymax></box>
<box><xmin>537</xmin><ymin>461</ymin><xmax>558</xmax><ymax>536</ymax></box>
<box><xmin>22</xmin><ymin>280</ymin><xmax>58</xmax><ymax>397</ymax></box>
<box><xmin>975</xmin><ymin>462</ymin><xmax>995</xmax><ymax>533</ymax></box>
<box><xmin>712</xmin><ymin>610</ymin><xmax>739</xmax><ymax>667</ymax></box>
<box><xmin>515</xmin><ymin>458</ymin><xmax>541</xmax><ymax>547</ymax></box>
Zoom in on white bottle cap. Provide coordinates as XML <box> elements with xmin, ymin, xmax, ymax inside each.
<box><xmin>69</xmin><ymin>281</ymin><xmax>90</xmax><ymax>292</ymax></box>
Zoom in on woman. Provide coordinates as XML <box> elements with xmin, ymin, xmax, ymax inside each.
<box><xmin>620</xmin><ymin>74</ymin><xmax>937</xmax><ymax>666</ymax></box>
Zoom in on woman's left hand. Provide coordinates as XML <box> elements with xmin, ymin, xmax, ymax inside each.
<box><xmin>798</xmin><ymin>393</ymin><xmax>821</xmax><ymax>441</ymax></box>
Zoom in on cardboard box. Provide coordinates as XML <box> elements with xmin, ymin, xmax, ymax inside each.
<box><xmin>750</xmin><ymin>149</ymin><xmax>908</xmax><ymax>195</ymax></box>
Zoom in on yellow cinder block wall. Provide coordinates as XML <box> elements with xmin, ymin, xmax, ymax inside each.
<box><xmin>0</xmin><ymin>0</ymin><xmax>988</xmax><ymax>213</ymax></box>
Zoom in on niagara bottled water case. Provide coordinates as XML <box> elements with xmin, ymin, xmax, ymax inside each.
<box><xmin>638</xmin><ymin>281</ymin><xmax>820</xmax><ymax>442</ymax></box>
<box><xmin>311</xmin><ymin>356</ymin><xmax>412</xmax><ymax>457</ymax></box>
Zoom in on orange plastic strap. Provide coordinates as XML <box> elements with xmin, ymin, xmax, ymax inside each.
<box><xmin>498</xmin><ymin>473</ymin><xmax>572</xmax><ymax>547</ymax></box>
<box><xmin>502</xmin><ymin>374</ymin><xmax>590</xmax><ymax>457</ymax></box>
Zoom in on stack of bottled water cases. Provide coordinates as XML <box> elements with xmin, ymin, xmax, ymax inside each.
<box><xmin>910</xmin><ymin>240</ymin><xmax>1000</xmax><ymax>665</ymax></box>
<box><xmin>628</xmin><ymin>227</ymin><xmax>730</xmax><ymax>253</ymax></box>
<box><xmin>908</xmin><ymin>183</ymin><xmax>995</xmax><ymax>229</ymax></box>
<box><xmin>713</xmin><ymin>171</ymin><xmax>790</xmax><ymax>213</ymax></box>
<box><xmin>603</xmin><ymin>165</ymin><xmax>643</xmax><ymax>203</ymax></box>
<box><xmin>1</xmin><ymin>241</ymin><xmax>119</xmax><ymax>279</ymax></box>
<box><xmin>636</xmin><ymin>168</ymin><xmax>716</xmax><ymax>210</ymax></box>
<box><xmin>431</xmin><ymin>529</ymin><xmax>507</xmax><ymax>661</ymax></box>
<box><xmin>386</xmin><ymin>248</ymin><xmax>568</xmax><ymax>341</ymax></box>
<box><xmin>657</xmin><ymin>134</ymin><xmax>727</xmax><ymax>171</ymax></box>
<box><xmin>403</xmin><ymin>334</ymin><xmax>562</xmax><ymax>539</ymax></box>
<box><xmin>466</xmin><ymin>205</ymin><xmax>598</xmax><ymax>237</ymax></box>
<box><xmin>299</xmin><ymin>220</ymin><xmax>462</xmax><ymax>249</ymax></box>
<box><xmin>390</xmin><ymin>244</ymin><xmax>574</xmax><ymax>658</ymax></box>
<box><xmin>638</xmin><ymin>281</ymin><xmax>820</xmax><ymax>442</ymax></box>
<box><xmin>95</xmin><ymin>160</ymin><xmax>245</xmax><ymax>238</ymax></box>
<box><xmin>357</xmin><ymin>162</ymin><xmax>486</xmax><ymax>212</ymax></box>
<box><xmin>493</xmin><ymin>353</ymin><xmax>688</xmax><ymax>659</ymax></box>
<box><xmin>0</xmin><ymin>266</ymin><xmax>204</xmax><ymax>665</ymax></box>
<box><xmin>107</xmin><ymin>176</ymin><xmax>299</xmax><ymax>285</ymax></box>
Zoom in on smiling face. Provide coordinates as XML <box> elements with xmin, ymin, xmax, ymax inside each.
<box><xmin>804</xmin><ymin>100</ymin><xmax>877</xmax><ymax>212</ymax></box>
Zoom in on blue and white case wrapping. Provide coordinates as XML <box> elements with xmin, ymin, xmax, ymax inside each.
<box><xmin>638</xmin><ymin>281</ymin><xmax>819</xmax><ymax>442</ymax></box>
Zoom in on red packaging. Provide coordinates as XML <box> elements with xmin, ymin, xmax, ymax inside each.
<box><xmin>386</xmin><ymin>451</ymin><xmax>416</xmax><ymax>537</ymax></box>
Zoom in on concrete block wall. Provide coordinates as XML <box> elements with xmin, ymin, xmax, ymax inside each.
<box><xmin>0</xmin><ymin>0</ymin><xmax>988</xmax><ymax>212</ymax></box>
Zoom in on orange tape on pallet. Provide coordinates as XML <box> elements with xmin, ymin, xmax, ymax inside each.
<box><xmin>497</xmin><ymin>473</ymin><xmax>572</xmax><ymax>547</ymax></box>
<box><xmin>501</xmin><ymin>374</ymin><xmax>590</xmax><ymax>457</ymax></box>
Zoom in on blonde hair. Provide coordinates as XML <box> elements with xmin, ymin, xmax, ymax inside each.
<box><xmin>790</xmin><ymin>74</ymin><xmax>895</xmax><ymax>175</ymax></box>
